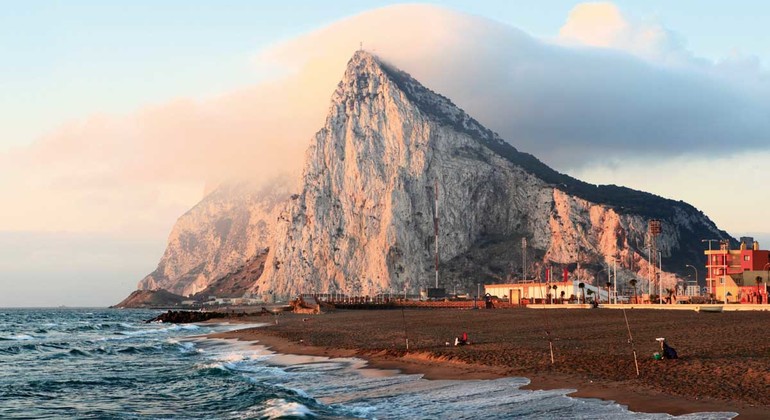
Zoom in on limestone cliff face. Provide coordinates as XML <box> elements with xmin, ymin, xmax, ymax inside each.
<box><xmin>250</xmin><ymin>51</ymin><xmax>729</xmax><ymax>297</ymax></box>
<box><xmin>138</xmin><ymin>180</ymin><xmax>290</xmax><ymax>296</ymax></box>
<box><xmin>136</xmin><ymin>51</ymin><xmax>730</xmax><ymax>301</ymax></box>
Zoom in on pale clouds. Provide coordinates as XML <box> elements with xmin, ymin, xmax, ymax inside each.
<box><xmin>257</xmin><ymin>4</ymin><xmax>769</xmax><ymax>165</ymax></box>
<box><xmin>0</xmin><ymin>231</ymin><xmax>165</xmax><ymax>307</ymax></box>
<box><xmin>558</xmin><ymin>2</ymin><xmax>687</xmax><ymax>63</ymax></box>
<box><xmin>2</xmin><ymin>3</ymin><xmax>769</xmax><ymax>237</ymax></box>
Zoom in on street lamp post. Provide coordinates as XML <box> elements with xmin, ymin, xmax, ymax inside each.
<box><xmin>685</xmin><ymin>264</ymin><xmax>698</xmax><ymax>296</ymax></box>
<box><xmin>764</xmin><ymin>263</ymin><xmax>770</xmax><ymax>305</ymax></box>
<box><xmin>720</xmin><ymin>239</ymin><xmax>729</xmax><ymax>304</ymax></box>
<box><xmin>647</xmin><ymin>244</ymin><xmax>652</xmax><ymax>298</ymax></box>
<box><xmin>658</xmin><ymin>251</ymin><xmax>663</xmax><ymax>304</ymax></box>
<box><xmin>598</xmin><ymin>266</ymin><xmax>608</xmax><ymax>304</ymax></box>
<box><xmin>613</xmin><ymin>257</ymin><xmax>618</xmax><ymax>304</ymax></box>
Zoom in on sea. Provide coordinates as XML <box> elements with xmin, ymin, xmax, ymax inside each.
<box><xmin>0</xmin><ymin>308</ymin><xmax>736</xmax><ymax>419</ymax></box>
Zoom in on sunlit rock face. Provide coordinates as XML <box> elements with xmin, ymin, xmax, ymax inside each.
<box><xmin>138</xmin><ymin>180</ymin><xmax>291</xmax><ymax>296</ymax></box>
<box><xmin>251</xmin><ymin>51</ymin><xmax>728</xmax><ymax>297</ymax></box>
<box><xmin>139</xmin><ymin>51</ymin><xmax>729</xmax><ymax>299</ymax></box>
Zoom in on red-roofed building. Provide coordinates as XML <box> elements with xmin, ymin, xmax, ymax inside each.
<box><xmin>705</xmin><ymin>237</ymin><xmax>770</xmax><ymax>303</ymax></box>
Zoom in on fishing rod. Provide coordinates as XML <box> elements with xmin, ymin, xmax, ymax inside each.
<box><xmin>622</xmin><ymin>308</ymin><xmax>640</xmax><ymax>376</ymax></box>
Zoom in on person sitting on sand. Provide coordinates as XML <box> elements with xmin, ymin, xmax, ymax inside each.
<box><xmin>656</xmin><ymin>338</ymin><xmax>678</xmax><ymax>359</ymax></box>
<box><xmin>455</xmin><ymin>332</ymin><xmax>470</xmax><ymax>346</ymax></box>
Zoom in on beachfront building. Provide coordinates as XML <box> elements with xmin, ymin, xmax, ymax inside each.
<box><xmin>704</xmin><ymin>237</ymin><xmax>770</xmax><ymax>303</ymax></box>
<box><xmin>484</xmin><ymin>280</ymin><xmax>610</xmax><ymax>304</ymax></box>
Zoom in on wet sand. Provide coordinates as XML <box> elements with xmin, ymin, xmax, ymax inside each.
<box><xmin>210</xmin><ymin>308</ymin><xmax>770</xmax><ymax>418</ymax></box>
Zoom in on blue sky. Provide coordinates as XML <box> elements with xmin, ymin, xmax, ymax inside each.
<box><xmin>3</xmin><ymin>1</ymin><xmax>768</xmax><ymax>149</ymax></box>
<box><xmin>1</xmin><ymin>1</ymin><xmax>768</xmax><ymax>306</ymax></box>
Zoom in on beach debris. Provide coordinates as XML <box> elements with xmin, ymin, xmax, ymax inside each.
<box><xmin>290</xmin><ymin>296</ymin><xmax>321</xmax><ymax>314</ymax></box>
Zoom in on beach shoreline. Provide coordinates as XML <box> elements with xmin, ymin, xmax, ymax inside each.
<box><xmin>207</xmin><ymin>309</ymin><xmax>770</xmax><ymax>419</ymax></box>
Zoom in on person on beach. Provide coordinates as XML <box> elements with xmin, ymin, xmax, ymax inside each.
<box><xmin>656</xmin><ymin>338</ymin><xmax>678</xmax><ymax>359</ymax></box>
<box><xmin>455</xmin><ymin>332</ymin><xmax>469</xmax><ymax>346</ymax></box>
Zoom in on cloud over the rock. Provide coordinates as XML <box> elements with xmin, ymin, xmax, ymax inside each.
<box><xmin>2</xmin><ymin>3</ymin><xmax>769</xmax><ymax>235</ymax></box>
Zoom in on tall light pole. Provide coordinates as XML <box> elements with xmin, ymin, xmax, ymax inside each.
<box><xmin>702</xmin><ymin>239</ymin><xmax>721</xmax><ymax>300</ymax></box>
<box><xmin>613</xmin><ymin>257</ymin><xmax>618</xmax><ymax>304</ymax></box>
<box><xmin>658</xmin><ymin>250</ymin><xmax>663</xmax><ymax>304</ymax></box>
<box><xmin>647</xmin><ymin>243</ymin><xmax>652</xmax><ymax>297</ymax></box>
<box><xmin>598</xmin><ymin>266</ymin><xmax>608</xmax><ymax>303</ymax></box>
<box><xmin>614</xmin><ymin>227</ymin><xmax>623</xmax><ymax>305</ymax></box>
<box><xmin>434</xmin><ymin>179</ymin><xmax>439</xmax><ymax>289</ymax></box>
<box><xmin>762</xmin><ymin>263</ymin><xmax>770</xmax><ymax>305</ymax></box>
<box><xmin>685</xmin><ymin>264</ymin><xmax>698</xmax><ymax>296</ymax></box>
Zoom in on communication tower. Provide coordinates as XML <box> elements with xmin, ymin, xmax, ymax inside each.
<box><xmin>648</xmin><ymin>219</ymin><xmax>662</xmax><ymax>300</ymax></box>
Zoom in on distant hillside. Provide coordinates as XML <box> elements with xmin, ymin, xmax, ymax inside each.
<box><xmin>193</xmin><ymin>251</ymin><xmax>269</xmax><ymax>299</ymax></box>
<box><xmin>112</xmin><ymin>289</ymin><xmax>185</xmax><ymax>309</ymax></box>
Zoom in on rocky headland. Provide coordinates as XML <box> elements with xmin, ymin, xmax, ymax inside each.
<box><xmin>123</xmin><ymin>50</ymin><xmax>731</xmax><ymax>304</ymax></box>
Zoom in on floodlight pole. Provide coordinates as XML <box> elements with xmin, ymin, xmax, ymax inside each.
<box><xmin>685</xmin><ymin>264</ymin><xmax>698</xmax><ymax>296</ymax></box>
<box><xmin>434</xmin><ymin>179</ymin><xmax>439</xmax><ymax>289</ymax></box>
<box><xmin>764</xmin><ymin>263</ymin><xmax>770</xmax><ymax>305</ymax></box>
<box><xmin>613</xmin><ymin>257</ymin><xmax>618</xmax><ymax>304</ymax></box>
<box><xmin>658</xmin><ymin>251</ymin><xmax>663</xmax><ymax>304</ymax></box>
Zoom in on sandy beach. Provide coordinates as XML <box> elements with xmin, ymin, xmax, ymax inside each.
<box><xmin>210</xmin><ymin>307</ymin><xmax>770</xmax><ymax>418</ymax></box>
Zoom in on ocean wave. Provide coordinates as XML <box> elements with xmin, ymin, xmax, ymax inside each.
<box><xmin>40</xmin><ymin>342</ymin><xmax>71</xmax><ymax>350</ymax></box>
<box><xmin>170</xmin><ymin>324</ymin><xmax>201</xmax><ymax>331</ymax></box>
<box><xmin>39</xmin><ymin>346</ymin><xmax>107</xmax><ymax>360</ymax></box>
<box><xmin>112</xmin><ymin>323</ymin><xmax>202</xmax><ymax>337</ymax></box>
<box><xmin>255</xmin><ymin>398</ymin><xmax>314</xmax><ymax>419</ymax></box>
<box><xmin>0</xmin><ymin>334</ymin><xmax>34</xmax><ymax>341</ymax></box>
<box><xmin>117</xmin><ymin>345</ymin><xmax>158</xmax><ymax>354</ymax></box>
<box><xmin>113</xmin><ymin>328</ymin><xmax>168</xmax><ymax>337</ymax></box>
<box><xmin>68</xmin><ymin>348</ymin><xmax>91</xmax><ymax>357</ymax></box>
<box><xmin>0</xmin><ymin>345</ymin><xmax>23</xmax><ymax>354</ymax></box>
<box><xmin>65</xmin><ymin>324</ymin><xmax>102</xmax><ymax>332</ymax></box>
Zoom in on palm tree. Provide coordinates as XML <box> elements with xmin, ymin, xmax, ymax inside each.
<box><xmin>629</xmin><ymin>278</ymin><xmax>638</xmax><ymax>304</ymax></box>
<box><xmin>606</xmin><ymin>281</ymin><xmax>613</xmax><ymax>304</ymax></box>
<box><xmin>560</xmin><ymin>290</ymin><xmax>565</xmax><ymax>304</ymax></box>
<box><xmin>586</xmin><ymin>289</ymin><xmax>594</xmax><ymax>304</ymax></box>
<box><xmin>552</xmin><ymin>285</ymin><xmax>558</xmax><ymax>304</ymax></box>
<box><xmin>578</xmin><ymin>282</ymin><xmax>586</xmax><ymax>304</ymax></box>
<box><xmin>665</xmin><ymin>288</ymin><xmax>675</xmax><ymax>304</ymax></box>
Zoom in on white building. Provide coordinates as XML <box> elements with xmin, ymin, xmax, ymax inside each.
<box><xmin>485</xmin><ymin>281</ymin><xmax>610</xmax><ymax>303</ymax></box>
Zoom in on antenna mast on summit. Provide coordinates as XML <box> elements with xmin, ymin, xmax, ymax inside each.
<box><xmin>434</xmin><ymin>179</ymin><xmax>440</xmax><ymax>289</ymax></box>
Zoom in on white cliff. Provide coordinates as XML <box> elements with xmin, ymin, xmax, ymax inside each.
<box><xmin>250</xmin><ymin>51</ymin><xmax>728</xmax><ymax>298</ymax></box>
<box><xmin>138</xmin><ymin>179</ymin><xmax>291</xmax><ymax>296</ymax></box>
<box><xmin>135</xmin><ymin>51</ymin><xmax>730</xmax><ymax>301</ymax></box>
